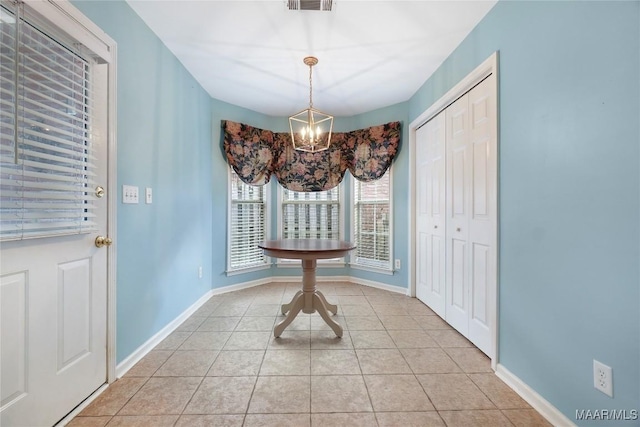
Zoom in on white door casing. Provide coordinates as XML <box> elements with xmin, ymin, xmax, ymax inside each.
<box><xmin>0</xmin><ymin>1</ymin><xmax>116</xmax><ymax>425</ymax></box>
<box><xmin>415</xmin><ymin>112</ymin><xmax>446</xmax><ymax>317</ymax></box>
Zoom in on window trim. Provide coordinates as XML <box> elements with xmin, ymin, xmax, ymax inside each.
<box><xmin>226</xmin><ymin>167</ymin><xmax>270</xmax><ymax>274</ymax></box>
<box><xmin>350</xmin><ymin>170</ymin><xmax>394</xmax><ymax>273</ymax></box>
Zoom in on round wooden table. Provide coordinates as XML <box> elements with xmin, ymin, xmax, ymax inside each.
<box><xmin>258</xmin><ymin>239</ymin><xmax>356</xmax><ymax>338</ymax></box>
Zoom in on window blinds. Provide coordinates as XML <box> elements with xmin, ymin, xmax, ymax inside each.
<box><xmin>229</xmin><ymin>170</ymin><xmax>266</xmax><ymax>270</ymax></box>
<box><xmin>353</xmin><ymin>172</ymin><xmax>391</xmax><ymax>270</ymax></box>
<box><xmin>281</xmin><ymin>187</ymin><xmax>339</xmax><ymax>240</ymax></box>
<box><xmin>0</xmin><ymin>4</ymin><xmax>96</xmax><ymax>241</ymax></box>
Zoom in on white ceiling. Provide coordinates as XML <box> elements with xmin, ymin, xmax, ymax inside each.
<box><xmin>126</xmin><ymin>0</ymin><xmax>497</xmax><ymax>117</ymax></box>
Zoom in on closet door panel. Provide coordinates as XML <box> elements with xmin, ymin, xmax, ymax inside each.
<box><xmin>452</xmin><ymin>148</ymin><xmax>467</xmax><ymax>217</ymax></box>
<box><xmin>446</xmin><ymin>95</ymin><xmax>471</xmax><ymax>333</ymax></box>
<box><xmin>467</xmin><ymin>76</ymin><xmax>496</xmax><ymax>357</ymax></box>
<box><xmin>416</xmin><ymin>125</ymin><xmax>429</xmax><ymax>304</ymax></box>
<box><xmin>431</xmin><ymin>234</ymin><xmax>444</xmax><ymax>297</ymax></box>
<box><xmin>471</xmin><ymin>242</ymin><xmax>489</xmax><ymax>323</ymax></box>
<box><xmin>448</xmin><ymin>236</ymin><xmax>468</xmax><ymax>333</ymax></box>
<box><xmin>415</xmin><ymin>113</ymin><xmax>446</xmax><ymax>316</ymax></box>
<box><xmin>473</xmin><ymin>139</ymin><xmax>489</xmax><ymax>219</ymax></box>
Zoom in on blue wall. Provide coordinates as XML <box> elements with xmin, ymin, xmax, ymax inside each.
<box><xmin>73</xmin><ymin>1</ymin><xmax>215</xmax><ymax>362</ymax></box>
<box><xmin>409</xmin><ymin>1</ymin><xmax>639</xmax><ymax>423</ymax></box>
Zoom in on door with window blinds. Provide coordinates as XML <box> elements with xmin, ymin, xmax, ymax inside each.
<box><xmin>0</xmin><ymin>3</ymin><xmax>109</xmax><ymax>426</ymax></box>
<box><xmin>415</xmin><ymin>75</ymin><xmax>496</xmax><ymax>358</ymax></box>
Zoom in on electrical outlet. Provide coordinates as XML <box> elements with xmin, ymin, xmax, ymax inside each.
<box><xmin>394</xmin><ymin>259</ymin><xmax>401</xmax><ymax>269</ymax></box>
<box><xmin>593</xmin><ymin>359</ymin><xmax>613</xmax><ymax>397</ymax></box>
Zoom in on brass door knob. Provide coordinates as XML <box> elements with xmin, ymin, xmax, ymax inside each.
<box><xmin>95</xmin><ymin>236</ymin><xmax>113</xmax><ymax>248</ymax></box>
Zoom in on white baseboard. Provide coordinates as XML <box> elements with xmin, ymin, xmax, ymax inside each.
<box><xmin>348</xmin><ymin>276</ymin><xmax>408</xmax><ymax>295</ymax></box>
<box><xmin>496</xmin><ymin>364</ymin><xmax>575</xmax><ymax>427</ymax></box>
<box><xmin>115</xmin><ymin>289</ymin><xmax>214</xmax><ymax>378</ymax></box>
<box><xmin>211</xmin><ymin>277</ymin><xmax>273</xmax><ymax>294</ymax></box>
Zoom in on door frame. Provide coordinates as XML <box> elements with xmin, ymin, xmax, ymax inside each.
<box><xmin>27</xmin><ymin>0</ymin><xmax>118</xmax><ymax>384</ymax></box>
<box><xmin>408</xmin><ymin>51</ymin><xmax>499</xmax><ymax>368</ymax></box>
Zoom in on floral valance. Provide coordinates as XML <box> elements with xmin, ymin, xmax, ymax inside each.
<box><xmin>223</xmin><ymin>120</ymin><xmax>400</xmax><ymax>192</ymax></box>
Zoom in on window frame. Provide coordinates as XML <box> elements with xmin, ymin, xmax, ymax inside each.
<box><xmin>226</xmin><ymin>167</ymin><xmax>270</xmax><ymax>275</ymax></box>
<box><xmin>276</xmin><ymin>182</ymin><xmax>345</xmax><ymax>267</ymax></box>
<box><xmin>350</xmin><ymin>169</ymin><xmax>394</xmax><ymax>274</ymax></box>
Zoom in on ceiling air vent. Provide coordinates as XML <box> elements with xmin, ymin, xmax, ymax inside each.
<box><xmin>287</xmin><ymin>0</ymin><xmax>333</xmax><ymax>11</ymax></box>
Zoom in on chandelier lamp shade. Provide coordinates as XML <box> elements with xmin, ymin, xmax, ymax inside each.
<box><xmin>289</xmin><ymin>56</ymin><xmax>333</xmax><ymax>153</ymax></box>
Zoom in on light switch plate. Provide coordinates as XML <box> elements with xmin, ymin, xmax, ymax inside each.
<box><xmin>123</xmin><ymin>185</ymin><xmax>139</xmax><ymax>204</ymax></box>
<box><xmin>145</xmin><ymin>187</ymin><xmax>152</xmax><ymax>204</ymax></box>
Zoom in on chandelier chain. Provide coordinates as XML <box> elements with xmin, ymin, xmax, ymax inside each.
<box><xmin>308</xmin><ymin>63</ymin><xmax>313</xmax><ymax>109</ymax></box>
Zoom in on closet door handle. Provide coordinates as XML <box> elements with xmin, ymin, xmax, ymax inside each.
<box><xmin>456</xmin><ymin>227</ymin><xmax>461</xmax><ymax>232</ymax></box>
<box><xmin>434</xmin><ymin>225</ymin><xmax>438</xmax><ymax>229</ymax></box>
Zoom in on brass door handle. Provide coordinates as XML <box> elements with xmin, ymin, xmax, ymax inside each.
<box><xmin>95</xmin><ymin>236</ymin><xmax>113</xmax><ymax>248</ymax></box>
<box><xmin>95</xmin><ymin>186</ymin><xmax>105</xmax><ymax>198</ymax></box>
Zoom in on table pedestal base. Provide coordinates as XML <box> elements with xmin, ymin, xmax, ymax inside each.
<box><xmin>274</xmin><ymin>259</ymin><xmax>342</xmax><ymax>338</ymax></box>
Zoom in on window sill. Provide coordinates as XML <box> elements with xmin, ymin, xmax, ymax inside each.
<box><xmin>276</xmin><ymin>260</ymin><xmax>346</xmax><ymax>269</ymax></box>
<box><xmin>226</xmin><ymin>264</ymin><xmax>271</xmax><ymax>277</ymax></box>
<box><xmin>349</xmin><ymin>263</ymin><xmax>394</xmax><ymax>276</ymax></box>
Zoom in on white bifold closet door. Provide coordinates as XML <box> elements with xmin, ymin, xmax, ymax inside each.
<box><xmin>416</xmin><ymin>75</ymin><xmax>496</xmax><ymax>358</ymax></box>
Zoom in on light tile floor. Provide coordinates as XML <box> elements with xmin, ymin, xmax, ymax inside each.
<box><xmin>68</xmin><ymin>282</ymin><xmax>552</xmax><ymax>427</ymax></box>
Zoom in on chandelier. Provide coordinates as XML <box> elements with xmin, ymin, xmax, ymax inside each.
<box><xmin>289</xmin><ymin>56</ymin><xmax>333</xmax><ymax>152</ymax></box>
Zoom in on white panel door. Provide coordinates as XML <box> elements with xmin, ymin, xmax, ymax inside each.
<box><xmin>466</xmin><ymin>76</ymin><xmax>496</xmax><ymax>357</ymax></box>
<box><xmin>445</xmin><ymin>94</ymin><xmax>471</xmax><ymax>335</ymax></box>
<box><xmin>415</xmin><ymin>112</ymin><xmax>446</xmax><ymax>317</ymax></box>
<box><xmin>0</xmin><ymin>65</ymin><xmax>109</xmax><ymax>427</ymax></box>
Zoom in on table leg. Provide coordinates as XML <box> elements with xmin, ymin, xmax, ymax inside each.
<box><xmin>274</xmin><ymin>292</ymin><xmax>304</xmax><ymax>338</ymax></box>
<box><xmin>313</xmin><ymin>293</ymin><xmax>343</xmax><ymax>337</ymax></box>
<box><xmin>316</xmin><ymin>290</ymin><xmax>338</xmax><ymax>315</ymax></box>
<box><xmin>281</xmin><ymin>290</ymin><xmax>302</xmax><ymax>315</ymax></box>
<box><xmin>301</xmin><ymin>259</ymin><xmax>316</xmax><ymax>314</ymax></box>
<box><xmin>274</xmin><ymin>257</ymin><xmax>344</xmax><ymax>338</ymax></box>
